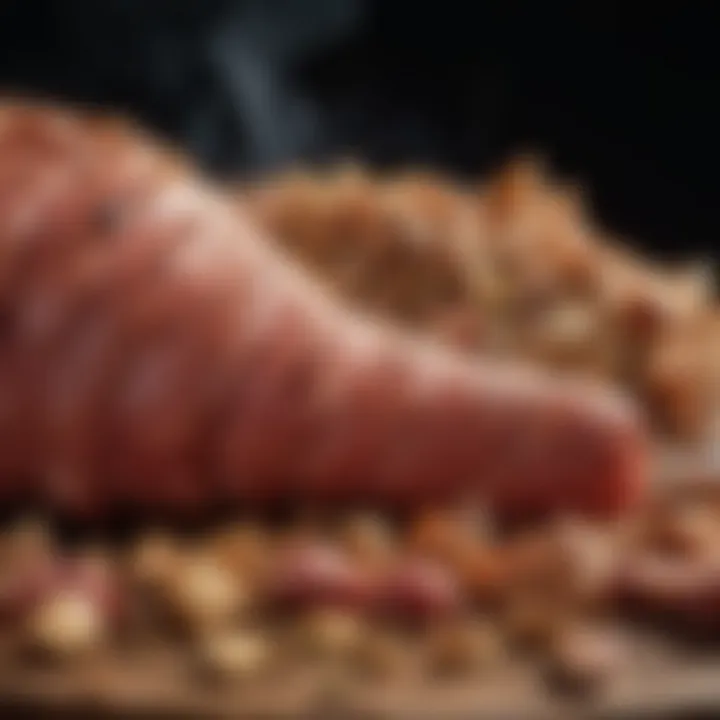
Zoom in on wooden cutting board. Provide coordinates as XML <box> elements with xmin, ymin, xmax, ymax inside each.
<box><xmin>1</xmin><ymin>634</ymin><xmax>720</xmax><ymax>719</ymax></box>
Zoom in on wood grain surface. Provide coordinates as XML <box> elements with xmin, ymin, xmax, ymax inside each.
<box><xmin>1</xmin><ymin>633</ymin><xmax>720</xmax><ymax>719</ymax></box>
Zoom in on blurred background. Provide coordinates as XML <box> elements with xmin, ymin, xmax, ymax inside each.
<box><xmin>0</xmin><ymin>1</ymin><xmax>717</xmax><ymax>260</ymax></box>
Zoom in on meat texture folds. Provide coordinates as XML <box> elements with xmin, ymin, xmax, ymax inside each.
<box><xmin>0</xmin><ymin>102</ymin><xmax>647</xmax><ymax>520</ymax></box>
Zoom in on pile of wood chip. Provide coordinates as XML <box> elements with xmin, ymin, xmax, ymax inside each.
<box><xmin>244</xmin><ymin>158</ymin><xmax>720</xmax><ymax>441</ymax></box>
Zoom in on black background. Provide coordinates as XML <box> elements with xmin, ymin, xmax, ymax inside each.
<box><xmin>1</xmin><ymin>1</ymin><xmax>718</xmax><ymax>260</ymax></box>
